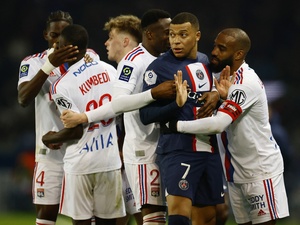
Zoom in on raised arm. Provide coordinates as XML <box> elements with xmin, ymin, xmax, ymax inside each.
<box><xmin>18</xmin><ymin>45</ymin><xmax>78</xmax><ymax>107</ymax></box>
<box><xmin>139</xmin><ymin>71</ymin><xmax>184</xmax><ymax>125</ymax></box>
<box><xmin>214</xmin><ymin>65</ymin><xmax>236</xmax><ymax>99</ymax></box>
<box><xmin>196</xmin><ymin>65</ymin><xmax>234</xmax><ymax>118</ymax></box>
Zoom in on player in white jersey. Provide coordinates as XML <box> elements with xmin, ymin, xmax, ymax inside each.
<box><xmin>42</xmin><ymin>24</ymin><xmax>125</xmax><ymax>225</ymax></box>
<box><xmin>60</xmin><ymin>9</ymin><xmax>173</xmax><ymax>225</ymax></box>
<box><xmin>173</xmin><ymin>28</ymin><xmax>289</xmax><ymax>225</ymax></box>
<box><xmin>103</xmin><ymin>14</ymin><xmax>143</xmax><ymax>225</ymax></box>
<box><xmin>17</xmin><ymin>11</ymin><xmax>80</xmax><ymax>225</ymax></box>
<box><xmin>215</xmin><ymin>133</ymin><xmax>229</xmax><ymax>225</ymax></box>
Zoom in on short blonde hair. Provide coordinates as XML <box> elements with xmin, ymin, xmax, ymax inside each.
<box><xmin>104</xmin><ymin>15</ymin><xmax>142</xmax><ymax>43</ymax></box>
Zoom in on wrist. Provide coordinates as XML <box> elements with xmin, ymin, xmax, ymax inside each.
<box><xmin>213</xmin><ymin>90</ymin><xmax>220</xmax><ymax>100</ymax></box>
<box><xmin>81</xmin><ymin>113</ymin><xmax>88</xmax><ymax>123</ymax></box>
<box><xmin>41</xmin><ymin>58</ymin><xmax>56</xmax><ymax>75</ymax></box>
<box><xmin>150</xmin><ymin>88</ymin><xmax>157</xmax><ymax>100</ymax></box>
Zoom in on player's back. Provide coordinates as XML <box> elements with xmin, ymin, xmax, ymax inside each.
<box><xmin>52</xmin><ymin>58</ymin><xmax>121</xmax><ymax>174</ymax></box>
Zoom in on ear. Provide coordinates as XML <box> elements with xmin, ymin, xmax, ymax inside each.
<box><xmin>196</xmin><ymin>30</ymin><xmax>201</xmax><ymax>41</ymax></box>
<box><xmin>123</xmin><ymin>37</ymin><xmax>130</xmax><ymax>47</ymax></box>
<box><xmin>234</xmin><ymin>50</ymin><xmax>245</xmax><ymax>61</ymax></box>
<box><xmin>145</xmin><ymin>30</ymin><xmax>152</xmax><ymax>40</ymax></box>
<box><xmin>43</xmin><ymin>30</ymin><xmax>48</xmax><ymax>41</ymax></box>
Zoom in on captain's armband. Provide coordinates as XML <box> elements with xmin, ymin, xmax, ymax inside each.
<box><xmin>218</xmin><ymin>100</ymin><xmax>242</xmax><ymax>121</ymax></box>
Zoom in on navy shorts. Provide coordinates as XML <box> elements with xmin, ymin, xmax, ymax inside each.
<box><xmin>158</xmin><ymin>151</ymin><xmax>224</xmax><ymax>206</ymax></box>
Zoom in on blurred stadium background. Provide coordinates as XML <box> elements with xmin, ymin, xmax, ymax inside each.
<box><xmin>1</xmin><ymin>0</ymin><xmax>300</xmax><ymax>224</ymax></box>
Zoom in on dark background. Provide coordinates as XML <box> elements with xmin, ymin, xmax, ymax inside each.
<box><xmin>0</xmin><ymin>0</ymin><xmax>299</xmax><ymax>219</ymax></box>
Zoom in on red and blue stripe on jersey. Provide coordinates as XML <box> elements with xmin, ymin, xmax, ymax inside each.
<box><xmin>22</xmin><ymin>51</ymin><xmax>47</xmax><ymax>61</ymax></box>
<box><xmin>234</xmin><ymin>67</ymin><xmax>244</xmax><ymax>84</ymax></box>
<box><xmin>124</xmin><ymin>46</ymin><xmax>144</xmax><ymax>61</ymax></box>
<box><xmin>51</xmin><ymin>69</ymin><xmax>68</xmax><ymax>95</ymax></box>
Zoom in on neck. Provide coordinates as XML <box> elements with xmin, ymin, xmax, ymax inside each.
<box><xmin>68</xmin><ymin>50</ymin><xmax>85</xmax><ymax>67</ymax></box>
<box><xmin>185</xmin><ymin>46</ymin><xmax>198</xmax><ymax>60</ymax></box>
<box><xmin>142</xmin><ymin>41</ymin><xmax>160</xmax><ymax>57</ymax></box>
<box><xmin>231</xmin><ymin>60</ymin><xmax>245</xmax><ymax>73</ymax></box>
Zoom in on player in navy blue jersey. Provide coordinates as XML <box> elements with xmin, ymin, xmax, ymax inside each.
<box><xmin>140</xmin><ymin>12</ymin><xmax>223</xmax><ymax>225</ymax></box>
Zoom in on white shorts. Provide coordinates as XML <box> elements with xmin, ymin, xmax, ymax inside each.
<box><xmin>59</xmin><ymin>169</ymin><xmax>126</xmax><ymax>220</ymax></box>
<box><xmin>125</xmin><ymin>163</ymin><xmax>166</xmax><ymax>210</ymax></box>
<box><xmin>32</xmin><ymin>162</ymin><xmax>64</xmax><ymax>205</ymax></box>
<box><xmin>228</xmin><ymin>173</ymin><xmax>289</xmax><ymax>224</ymax></box>
<box><xmin>121</xmin><ymin>169</ymin><xmax>140</xmax><ymax>215</ymax></box>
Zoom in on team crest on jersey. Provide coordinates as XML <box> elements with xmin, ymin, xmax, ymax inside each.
<box><xmin>229</xmin><ymin>89</ymin><xmax>246</xmax><ymax>105</ymax></box>
<box><xmin>178</xmin><ymin>179</ymin><xmax>189</xmax><ymax>190</ymax></box>
<box><xmin>119</xmin><ymin>65</ymin><xmax>133</xmax><ymax>82</ymax></box>
<box><xmin>144</xmin><ymin>70</ymin><xmax>157</xmax><ymax>85</ymax></box>
<box><xmin>55</xmin><ymin>97</ymin><xmax>72</xmax><ymax>109</ymax></box>
<box><xmin>196</xmin><ymin>69</ymin><xmax>204</xmax><ymax>80</ymax></box>
<box><xmin>19</xmin><ymin>64</ymin><xmax>30</xmax><ymax>78</ymax></box>
<box><xmin>151</xmin><ymin>187</ymin><xmax>160</xmax><ymax>197</ymax></box>
<box><xmin>37</xmin><ymin>188</ymin><xmax>45</xmax><ymax>198</ymax></box>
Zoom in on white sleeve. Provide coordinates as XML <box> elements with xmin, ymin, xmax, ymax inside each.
<box><xmin>85</xmin><ymin>102</ymin><xmax>117</xmax><ymax>123</ymax></box>
<box><xmin>85</xmin><ymin>87</ymin><xmax>155</xmax><ymax>123</ymax></box>
<box><xmin>177</xmin><ymin>111</ymin><xmax>232</xmax><ymax>134</ymax></box>
<box><xmin>111</xmin><ymin>87</ymin><xmax>155</xmax><ymax>114</ymax></box>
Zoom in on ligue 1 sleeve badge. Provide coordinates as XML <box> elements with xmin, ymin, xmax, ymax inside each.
<box><xmin>178</xmin><ymin>179</ymin><xmax>189</xmax><ymax>190</ymax></box>
<box><xmin>19</xmin><ymin>64</ymin><xmax>30</xmax><ymax>78</ymax></box>
<box><xmin>119</xmin><ymin>65</ymin><xmax>133</xmax><ymax>82</ymax></box>
<box><xmin>144</xmin><ymin>70</ymin><xmax>157</xmax><ymax>85</ymax></box>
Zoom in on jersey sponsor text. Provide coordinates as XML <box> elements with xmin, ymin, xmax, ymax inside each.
<box><xmin>80</xmin><ymin>132</ymin><xmax>114</xmax><ymax>153</ymax></box>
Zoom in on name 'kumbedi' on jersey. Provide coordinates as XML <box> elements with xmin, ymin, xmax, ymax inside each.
<box><xmin>73</xmin><ymin>61</ymin><xmax>111</xmax><ymax>95</ymax></box>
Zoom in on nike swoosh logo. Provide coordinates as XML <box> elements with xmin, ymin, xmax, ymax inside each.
<box><xmin>198</xmin><ymin>82</ymin><xmax>207</xmax><ymax>88</ymax></box>
<box><xmin>221</xmin><ymin>192</ymin><xmax>225</xmax><ymax>197</ymax></box>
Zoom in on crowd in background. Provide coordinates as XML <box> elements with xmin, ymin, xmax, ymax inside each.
<box><xmin>0</xmin><ymin>0</ymin><xmax>300</xmax><ymax>220</ymax></box>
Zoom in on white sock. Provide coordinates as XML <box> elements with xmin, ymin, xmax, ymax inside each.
<box><xmin>36</xmin><ymin>218</ymin><xmax>55</xmax><ymax>225</ymax></box>
<box><xmin>143</xmin><ymin>211</ymin><xmax>166</xmax><ymax>225</ymax></box>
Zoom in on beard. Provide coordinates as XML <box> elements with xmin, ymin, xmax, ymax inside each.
<box><xmin>210</xmin><ymin>55</ymin><xmax>234</xmax><ymax>73</ymax></box>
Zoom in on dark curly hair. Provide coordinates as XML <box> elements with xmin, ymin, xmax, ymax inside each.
<box><xmin>45</xmin><ymin>10</ymin><xmax>73</xmax><ymax>30</ymax></box>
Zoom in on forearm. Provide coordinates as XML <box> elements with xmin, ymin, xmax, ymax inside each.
<box><xmin>18</xmin><ymin>50</ymin><xmax>57</xmax><ymax>107</ymax></box>
<box><xmin>112</xmin><ymin>89</ymin><xmax>154</xmax><ymax>114</ymax></box>
<box><xmin>177</xmin><ymin>112</ymin><xmax>232</xmax><ymax>134</ymax></box>
<box><xmin>42</xmin><ymin>126</ymin><xmax>83</xmax><ymax>145</ymax></box>
<box><xmin>85</xmin><ymin>90</ymin><xmax>154</xmax><ymax>123</ymax></box>
<box><xmin>140</xmin><ymin>101</ymin><xmax>180</xmax><ymax>125</ymax></box>
<box><xmin>18</xmin><ymin>71</ymin><xmax>49</xmax><ymax>107</ymax></box>
<box><xmin>85</xmin><ymin>102</ymin><xmax>118</xmax><ymax>123</ymax></box>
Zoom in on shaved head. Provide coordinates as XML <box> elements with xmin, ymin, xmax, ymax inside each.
<box><xmin>220</xmin><ymin>28</ymin><xmax>251</xmax><ymax>54</ymax></box>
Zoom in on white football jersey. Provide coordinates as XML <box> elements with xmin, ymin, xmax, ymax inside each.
<box><xmin>17</xmin><ymin>49</ymin><xmax>100</xmax><ymax>165</ymax></box>
<box><xmin>113</xmin><ymin>43</ymin><xmax>158</xmax><ymax>164</ymax></box>
<box><xmin>221</xmin><ymin>62</ymin><xmax>284</xmax><ymax>183</ymax></box>
<box><xmin>51</xmin><ymin>58</ymin><xmax>121</xmax><ymax>174</ymax></box>
<box><xmin>18</xmin><ymin>50</ymin><xmax>66</xmax><ymax>164</ymax></box>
